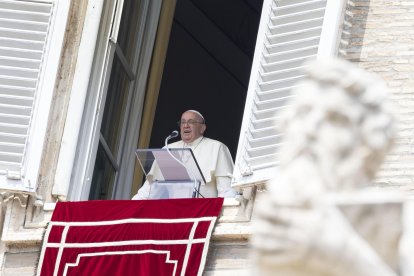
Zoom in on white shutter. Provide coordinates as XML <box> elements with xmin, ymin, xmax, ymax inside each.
<box><xmin>0</xmin><ymin>0</ymin><xmax>69</xmax><ymax>192</ymax></box>
<box><xmin>233</xmin><ymin>0</ymin><xmax>344</xmax><ymax>187</ymax></box>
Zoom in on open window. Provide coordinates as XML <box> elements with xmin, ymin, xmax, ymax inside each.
<box><xmin>56</xmin><ymin>0</ymin><xmax>263</xmax><ymax>201</ymax></box>
<box><xmin>54</xmin><ymin>0</ymin><xmax>346</xmax><ymax>200</ymax></box>
<box><xmin>0</xmin><ymin>0</ymin><xmax>69</xmax><ymax>193</ymax></box>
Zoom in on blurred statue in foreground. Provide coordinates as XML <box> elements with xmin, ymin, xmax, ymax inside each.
<box><xmin>251</xmin><ymin>58</ymin><xmax>414</xmax><ymax>276</ymax></box>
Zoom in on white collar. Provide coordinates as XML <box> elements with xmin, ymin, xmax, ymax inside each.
<box><xmin>183</xmin><ymin>136</ymin><xmax>204</xmax><ymax>148</ymax></box>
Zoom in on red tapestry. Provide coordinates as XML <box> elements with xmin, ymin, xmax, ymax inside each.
<box><xmin>37</xmin><ymin>198</ymin><xmax>223</xmax><ymax>276</ymax></box>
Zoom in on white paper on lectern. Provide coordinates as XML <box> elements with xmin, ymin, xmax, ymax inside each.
<box><xmin>152</xmin><ymin>151</ymin><xmax>190</xmax><ymax>181</ymax></box>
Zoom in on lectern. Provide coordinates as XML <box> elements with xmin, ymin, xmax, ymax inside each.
<box><xmin>135</xmin><ymin>148</ymin><xmax>206</xmax><ymax>199</ymax></box>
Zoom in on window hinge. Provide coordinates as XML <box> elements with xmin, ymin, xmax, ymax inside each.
<box><xmin>241</xmin><ymin>166</ymin><xmax>253</xmax><ymax>177</ymax></box>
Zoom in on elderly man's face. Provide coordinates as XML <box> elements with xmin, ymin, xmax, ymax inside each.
<box><xmin>179</xmin><ymin>111</ymin><xmax>206</xmax><ymax>143</ymax></box>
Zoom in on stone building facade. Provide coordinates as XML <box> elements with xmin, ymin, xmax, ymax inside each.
<box><xmin>340</xmin><ymin>0</ymin><xmax>414</xmax><ymax>195</ymax></box>
<box><xmin>0</xmin><ymin>0</ymin><xmax>413</xmax><ymax>275</ymax></box>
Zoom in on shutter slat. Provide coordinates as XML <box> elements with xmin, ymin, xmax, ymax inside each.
<box><xmin>0</xmin><ymin>18</ymin><xmax>49</xmax><ymax>32</ymax></box>
<box><xmin>253</xmin><ymin>104</ymin><xmax>289</xmax><ymax>120</ymax></box>
<box><xmin>0</xmin><ymin>1</ymin><xmax>52</xmax><ymax>13</ymax></box>
<box><xmin>0</xmin><ymin>104</ymin><xmax>32</xmax><ymax>116</ymax></box>
<box><xmin>264</xmin><ymin>46</ymin><xmax>318</xmax><ymax>63</ymax></box>
<box><xmin>0</xmin><ymin>142</ymin><xmax>24</xmax><ymax>154</ymax></box>
<box><xmin>0</xmin><ymin>86</ymin><xmax>35</xmax><ymax>97</ymax></box>
<box><xmin>0</xmin><ymin>76</ymin><xmax>37</xmax><ymax>87</ymax></box>
<box><xmin>263</xmin><ymin>55</ymin><xmax>316</xmax><ymax>72</ymax></box>
<box><xmin>247</xmin><ymin>145</ymin><xmax>278</xmax><ymax>158</ymax></box>
<box><xmin>257</xmin><ymin>86</ymin><xmax>294</xmax><ymax>101</ymax></box>
<box><xmin>274</xmin><ymin>0</ymin><xmax>326</xmax><ymax>10</ymax></box>
<box><xmin>0</xmin><ymin>133</ymin><xmax>26</xmax><ymax>144</ymax></box>
<box><xmin>265</xmin><ymin>36</ymin><xmax>320</xmax><ymax>53</ymax></box>
<box><xmin>249</xmin><ymin>135</ymin><xmax>283</xmax><ymax>148</ymax></box>
<box><xmin>258</xmin><ymin>76</ymin><xmax>304</xmax><ymax>91</ymax></box>
<box><xmin>0</xmin><ymin>37</ymin><xmax>43</xmax><ymax>50</ymax></box>
<box><xmin>269</xmin><ymin>23</ymin><xmax>322</xmax><ymax>36</ymax></box>
<box><xmin>268</xmin><ymin>29</ymin><xmax>321</xmax><ymax>44</ymax></box>
<box><xmin>0</xmin><ymin>133</ymin><xmax>28</xmax><ymax>144</ymax></box>
<box><xmin>0</xmin><ymin>94</ymin><xmax>33</xmax><ymax>106</ymax></box>
<box><xmin>0</xmin><ymin>161</ymin><xmax>20</xmax><ymax>172</ymax></box>
<box><xmin>0</xmin><ymin>65</ymin><xmax>38</xmax><ymax>78</ymax></box>
<box><xmin>255</xmin><ymin>95</ymin><xmax>294</xmax><ymax>111</ymax></box>
<box><xmin>0</xmin><ymin>28</ymin><xmax>47</xmax><ymax>41</ymax></box>
<box><xmin>251</xmin><ymin>117</ymin><xmax>278</xmax><ymax>130</ymax></box>
<box><xmin>0</xmin><ymin>47</ymin><xmax>43</xmax><ymax>60</ymax></box>
<box><xmin>261</xmin><ymin>67</ymin><xmax>305</xmax><ymax>81</ymax></box>
<box><xmin>0</xmin><ymin>10</ymin><xmax>51</xmax><ymax>23</ymax></box>
<box><xmin>250</xmin><ymin>126</ymin><xmax>279</xmax><ymax>139</ymax></box>
<box><xmin>0</xmin><ymin>56</ymin><xmax>41</xmax><ymax>69</ymax></box>
<box><xmin>0</xmin><ymin>150</ymin><xmax>23</xmax><ymax>161</ymax></box>
<box><xmin>0</xmin><ymin>114</ymin><xmax>30</xmax><ymax>125</ymax></box>
<box><xmin>245</xmin><ymin>154</ymin><xmax>278</xmax><ymax>169</ymax></box>
<box><xmin>270</xmin><ymin>17</ymin><xmax>324</xmax><ymax>34</ymax></box>
<box><xmin>0</xmin><ymin>123</ymin><xmax>27</xmax><ymax>135</ymax></box>
<box><xmin>276</xmin><ymin>0</ymin><xmax>322</xmax><ymax>6</ymax></box>
<box><xmin>271</xmin><ymin>9</ymin><xmax>325</xmax><ymax>25</ymax></box>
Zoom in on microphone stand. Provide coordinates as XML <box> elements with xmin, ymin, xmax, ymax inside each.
<box><xmin>165</xmin><ymin>132</ymin><xmax>200</xmax><ymax>198</ymax></box>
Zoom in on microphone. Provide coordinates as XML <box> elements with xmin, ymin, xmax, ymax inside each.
<box><xmin>165</xmin><ymin>130</ymin><xmax>178</xmax><ymax>151</ymax></box>
<box><xmin>167</xmin><ymin>130</ymin><xmax>179</xmax><ymax>140</ymax></box>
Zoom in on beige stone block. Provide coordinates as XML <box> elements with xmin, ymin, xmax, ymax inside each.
<box><xmin>392</xmin><ymin>64</ymin><xmax>414</xmax><ymax>72</ymax></box>
<box><xmin>393</xmin><ymin>58</ymin><xmax>410</xmax><ymax>63</ymax></box>
<box><xmin>3</xmin><ymin>251</ymin><xmax>39</xmax><ymax>276</ymax></box>
<box><xmin>372</xmin><ymin>9</ymin><xmax>408</xmax><ymax>15</ymax></box>
<box><xmin>205</xmin><ymin>241</ymin><xmax>251</xmax><ymax>273</ymax></box>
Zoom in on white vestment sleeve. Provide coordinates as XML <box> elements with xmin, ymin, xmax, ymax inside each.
<box><xmin>216</xmin><ymin>176</ymin><xmax>237</xmax><ymax>198</ymax></box>
<box><xmin>214</xmin><ymin>143</ymin><xmax>234</xmax><ymax>177</ymax></box>
<box><xmin>132</xmin><ymin>180</ymin><xmax>151</xmax><ymax>200</ymax></box>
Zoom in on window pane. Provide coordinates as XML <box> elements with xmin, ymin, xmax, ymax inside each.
<box><xmin>117</xmin><ymin>0</ymin><xmax>142</xmax><ymax>62</ymax></box>
<box><xmin>89</xmin><ymin>143</ymin><xmax>116</xmax><ymax>200</ymax></box>
<box><xmin>100</xmin><ymin>53</ymin><xmax>131</xmax><ymax>156</ymax></box>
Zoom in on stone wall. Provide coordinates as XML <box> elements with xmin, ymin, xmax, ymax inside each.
<box><xmin>340</xmin><ymin>0</ymin><xmax>414</xmax><ymax>195</ymax></box>
<box><xmin>1</xmin><ymin>1</ymin><xmax>414</xmax><ymax>275</ymax></box>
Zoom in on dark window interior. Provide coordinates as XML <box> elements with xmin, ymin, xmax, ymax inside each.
<box><xmin>149</xmin><ymin>0</ymin><xmax>264</xmax><ymax>158</ymax></box>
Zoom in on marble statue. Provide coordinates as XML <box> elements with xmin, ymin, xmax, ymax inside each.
<box><xmin>251</xmin><ymin>58</ymin><xmax>413</xmax><ymax>276</ymax></box>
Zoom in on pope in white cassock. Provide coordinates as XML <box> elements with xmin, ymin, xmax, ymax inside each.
<box><xmin>132</xmin><ymin>110</ymin><xmax>237</xmax><ymax>199</ymax></box>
